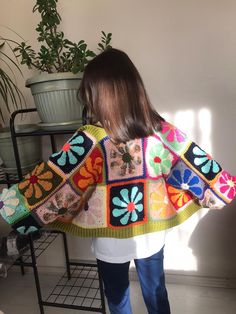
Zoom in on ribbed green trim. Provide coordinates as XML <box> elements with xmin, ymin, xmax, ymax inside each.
<box><xmin>49</xmin><ymin>201</ymin><xmax>201</xmax><ymax>238</ymax></box>
<box><xmin>80</xmin><ymin>125</ymin><xmax>107</xmax><ymax>142</ymax></box>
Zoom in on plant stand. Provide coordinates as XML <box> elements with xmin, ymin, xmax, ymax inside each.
<box><xmin>1</xmin><ymin>108</ymin><xmax>106</xmax><ymax>314</ymax></box>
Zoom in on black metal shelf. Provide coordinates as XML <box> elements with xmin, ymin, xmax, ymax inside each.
<box><xmin>44</xmin><ymin>263</ymin><xmax>105</xmax><ymax>312</ymax></box>
<box><xmin>13</xmin><ymin>230</ymin><xmax>59</xmax><ymax>265</ymax></box>
<box><xmin>0</xmin><ymin>108</ymin><xmax>106</xmax><ymax>314</ymax></box>
<box><xmin>0</xmin><ymin>167</ymin><xmax>20</xmax><ymax>186</ymax></box>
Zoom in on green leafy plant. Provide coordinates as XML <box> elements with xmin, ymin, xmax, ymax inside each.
<box><xmin>14</xmin><ymin>0</ymin><xmax>112</xmax><ymax>74</ymax></box>
<box><xmin>0</xmin><ymin>37</ymin><xmax>25</xmax><ymax>124</ymax></box>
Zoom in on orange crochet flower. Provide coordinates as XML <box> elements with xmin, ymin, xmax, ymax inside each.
<box><xmin>18</xmin><ymin>162</ymin><xmax>53</xmax><ymax>199</ymax></box>
<box><xmin>167</xmin><ymin>185</ymin><xmax>192</xmax><ymax>209</ymax></box>
<box><xmin>78</xmin><ymin>156</ymin><xmax>103</xmax><ymax>189</ymax></box>
<box><xmin>71</xmin><ymin>147</ymin><xmax>104</xmax><ymax>192</ymax></box>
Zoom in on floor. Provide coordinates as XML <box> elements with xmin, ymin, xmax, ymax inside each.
<box><xmin>0</xmin><ymin>269</ymin><xmax>236</xmax><ymax>314</ymax></box>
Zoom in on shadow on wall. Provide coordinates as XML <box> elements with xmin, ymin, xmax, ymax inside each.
<box><xmin>163</xmin><ymin>107</ymin><xmax>236</xmax><ymax>279</ymax></box>
<box><xmin>188</xmin><ymin>200</ymin><xmax>236</xmax><ymax>279</ymax></box>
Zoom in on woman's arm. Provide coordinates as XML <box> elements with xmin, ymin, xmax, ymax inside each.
<box><xmin>159</xmin><ymin>121</ymin><xmax>236</xmax><ymax>209</ymax></box>
<box><xmin>0</xmin><ymin>125</ymin><xmax>99</xmax><ymax>234</ymax></box>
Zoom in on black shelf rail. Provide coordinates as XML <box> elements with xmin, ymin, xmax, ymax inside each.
<box><xmin>3</xmin><ymin>108</ymin><xmax>106</xmax><ymax>314</ymax></box>
<box><xmin>9</xmin><ymin>108</ymin><xmax>85</xmax><ymax>180</ymax></box>
<box><xmin>0</xmin><ymin>167</ymin><xmax>20</xmax><ymax>187</ymax></box>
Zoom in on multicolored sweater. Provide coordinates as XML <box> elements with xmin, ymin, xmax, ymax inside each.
<box><xmin>0</xmin><ymin>121</ymin><xmax>235</xmax><ymax>238</ymax></box>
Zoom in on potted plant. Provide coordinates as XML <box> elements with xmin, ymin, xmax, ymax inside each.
<box><xmin>14</xmin><ymin>0</ymin><xmax>112</xmax><ymax>127</ymax></box>
<box><xmin>0</xmin><ymin>38</ymin><xmax>25</xmax><ymax>124</ymax></box>
<box><xmin>0</xmin><ymin>36</ymin><xmax>42</xmax><ymax>175</ymax></box>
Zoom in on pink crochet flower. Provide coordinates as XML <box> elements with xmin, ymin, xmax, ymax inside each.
<box><xmin>219</xmin><ymin>171</ymin><xmax>236</xmax><ymax>200</ymax></box>
<box><xmin>161</xmin><ymin>123</ymin><xmax>185</xmax><ymax>143</ymax></box>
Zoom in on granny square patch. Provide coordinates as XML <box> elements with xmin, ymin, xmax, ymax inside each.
<box><xmin>34</xmin><ymin>183</ymin><xmax>82</xmax><ymax>224</ymax></box>
<box><xmin>108</xmin><ymin>181</ymin><xmax>146</xmax><ymax>227</ymax></box>
<box><xmin>212</xmin><ymin>171</ymin><xmax>236</xmax><ymax>203</ymax></box>
<box><xmin>73</xmin><ymin>186</ymin><xmax>107</xmax><ymax>228</ymax></box>
<box><xmin>148</xmin><ymin>179</ymin><xmax>177</xmax><ymax>220</ymax></box>
<box><xmin>166</xmin><ymin>160</ymin><xmax>207</xmax><ymax>199</ymax></box>
<box><xmin>145</xmin><ymin>135</ymin><xmax>177</xmax><ymax>179</ymax></box>
<box><xmin>49</xmin><ymin>131</ymin><xmax>94</xmax><ymax>175</ymax></box>
<box><xmin>102</xmin><ymin>138</ymin><xmax>144</xmax><ymax>183</ymax></box>
<box><xmin>0</xmin><ymin>185</ymin><xmax>30</xmax><ymax>226</ymax></box>
<box><xmin>183</xmin><ymin>142</ymin><xmax>222</xmax><ymax>181</ymax></box>
<box><xmin>18</xmin><ymin>162</ymin><xmax>65</xmax><ymax>208</ymax></box>
<box><xmin>200</xmin><ymin>188</ymin><xmax>226</xmax><ymax>209</ymax></box>
<box><xmin>70</xmin><ymin>146</ymin><xmax>104</xmax><ymax>193</ymax></box>
<box><xmin>156</xmin><ymin>121</ymin><xmax>190</xmax><ymax>155</ymax></box>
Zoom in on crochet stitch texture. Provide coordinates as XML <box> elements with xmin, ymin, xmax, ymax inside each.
<box><xmin>0</xmin><ymin>121</ymin><xmax>235</xmax><ymax>238</ymax></box>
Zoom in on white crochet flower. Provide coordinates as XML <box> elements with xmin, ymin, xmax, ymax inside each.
<box><xmin>0</xmin><ymin>188</ymin><xmax>19</xmax><ymax>217</ymax></box>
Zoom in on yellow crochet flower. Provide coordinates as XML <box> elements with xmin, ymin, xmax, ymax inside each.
<box><xmin>150</xmin><ymin>181</ymin><xmax>176</xmax><ymax>219</ymax></box>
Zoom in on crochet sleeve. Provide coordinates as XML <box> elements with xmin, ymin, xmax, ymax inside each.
<box><xmin>158</xmin><ymin>121</ymin><xmax>236</xmax><ymax>209</ymax></box>
<box><xmin>0</xmin><ymin>125</ymin><xmax>100</xmax><ymax>234</ymax></box>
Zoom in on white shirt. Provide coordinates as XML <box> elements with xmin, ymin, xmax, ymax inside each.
<box><xmin>91</xmin><ymin>230</ymin><xmax>167</xmax><ymax>263</ymax></box>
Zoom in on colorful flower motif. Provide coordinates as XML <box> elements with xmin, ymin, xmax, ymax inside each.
<box><xmin>17</xmin><ymin>226</ymin><xmax>39</xmax><ymax>234</ymax></box>
<box><xmin>105</xmin><ymin>139</ymin><xmax>143</xmax><ymax>182</ymax></box>
<box><xmin>0</xmin><ymin>188</ymin><xmax>19</xmax><ymax>217</ymax></box>
<box><xmin>166</xmin><ymin>185</ymin><xmax>192</xmax><ymax>209</ymax></box>
<box><xmin>71</xmin><ymin>147</ymin><xmax>104</xmax><ymax>192</ymax></box>
<box><xmin>18</xmin><ymin>162</ymin><xmax>54</xmax><ymax>200</ymax></box>
<box><xmin>167</xmin><ymin>165</ymin><xmax>203</xmax><ymax>197</ymax></box>
<box><xmin>43</xmin><ymin>191</ymin><xmax>80</xmax><ymax>223</ymax></box>
<box><xmin>112</xmin><ymin>186</ymin><xmax>144</xmax><ymax>225</ymax></box>
<box><xmin>192</xmin><ymin>146</ymin><xmax>220</xmax><ymax>174</ymax></box>
<box><xmin>77</xmin><ymin>156</ymin><xmax>103</xmax><ymax>189</ymax></box>
<box><xmin>157</xmin><ymin>122</ymin><xmax>189</xmax><ymax>154</ymax></box>
<box><xmin>149</xmin><ymin>181</ymin><xmax>176</xmax><ymax>219</ymax></box>
<box><xmin>51</xmin><ymin>133</ymin><xmax>85</xmax><ymax>166</ymax></box>
<box><xmin>34</xmin><ymin>184</ymin><xmax>82</xmax><ymax>224</ymax></box>
<box><xmin>213</xmin><ymin>171</ymin><xmax>236</xmax><ymax>202</ymax></box>
<box><xmin>74</xmin><ymin>188</ymin><xmax>106</xmax><ymax>228</ymax></box>
<box><xmin>49</xmin><ymin>132</ymin><xmax>93</xmax><ymax>175</ymax></box>
<box><xmin>218</xmin><ymin>172</ymin><xmax>236</xmax><ymax>200</ymax></box>
<box><xmin>161</xmin><ymin>122</ymin><xmax>186</xmax><ymax>143</ymax></box>
<box><xmin>0</xmin><ymin>186</ymin><xmax>30</xmax><ymax>225</ymax></box>
<box><xmin>110</xmin><ymin>142</ymin><xmax>141</xmax><ymax>176</ymax></box>
<box><xmin>149</xmin><ymin>142</ymin><xmax>173</xmax><ymax>176</ymax></box>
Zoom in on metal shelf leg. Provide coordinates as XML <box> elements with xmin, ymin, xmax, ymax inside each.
<box><xmin>29</xmin><ymin>233</ymin><xmax>45</xmax><ymax>314</ymax></box>
<box><xmin>62</xmin><ymin>232</ymin><xmax>71</xmax><ymax>280</ymax></box>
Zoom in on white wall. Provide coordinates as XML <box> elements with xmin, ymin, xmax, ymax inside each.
<box><xmin>0</xmin><ymin>0</ymin><xmax>236</xmax><ymax>279</ymax></box>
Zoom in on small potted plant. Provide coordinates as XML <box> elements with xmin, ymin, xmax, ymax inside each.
<box><xmin>0</xmin><ymin>37</ymin><xmax>42</xmax><ymax>175</ymax></box>
<box><xmin>14</xmin><ymin>0</ymin><xmax>112</xmax><ymax>127</ymax></box>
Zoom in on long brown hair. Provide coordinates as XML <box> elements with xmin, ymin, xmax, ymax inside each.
<box><xmin>78</xmin><ymin>48</ymin><xmax>164</xmax><ymax>143</ymax></box>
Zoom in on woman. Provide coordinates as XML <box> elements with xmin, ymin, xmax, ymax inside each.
<box><xmin>0</xmin><ymin>48</ymin><xmax>235</xmax><ymax>314</ymax></box>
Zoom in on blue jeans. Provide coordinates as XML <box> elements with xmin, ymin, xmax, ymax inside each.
<box><xmin>97</xmin><ymin>247</ymin><xmax>171</xmax><ymax>314</ymax></box>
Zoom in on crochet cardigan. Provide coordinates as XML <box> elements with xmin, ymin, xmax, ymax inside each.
<box><xmin>0</xmin><ymin>121</ymin><xmax>235</xmax><ymax>238</ymax></box>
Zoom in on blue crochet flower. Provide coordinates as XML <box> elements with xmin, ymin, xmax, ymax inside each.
<box><xmin>112</xmin><ymin>187</ymin><xmax>143</xmax><ymax>225</ymax></box>
<box><xmin>52</xmin><ymin>134</ymin><xmax>85</xmax><ymax>166</ymax></box>
<box><xmin>192</xmin><ymin>146</ymin><xmax>220</xmax><ymax>174</ymax></box>
<box><xmin>167</xmin><ymin>168</ymin><xmax>203</xmax><ymax>196</ymax></box>
<box><xmin>16</xmin><ymin>226</ymin><xmax>39</xmax><ymax>234</ymax></box>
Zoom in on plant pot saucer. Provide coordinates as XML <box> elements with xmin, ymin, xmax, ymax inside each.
<box><xmin>37</xmin><ymin>120</ymin><xmax>82</xmax><ymax>131</ymax></box>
